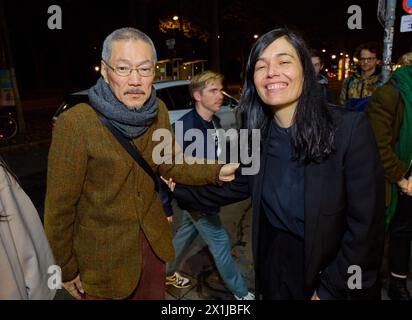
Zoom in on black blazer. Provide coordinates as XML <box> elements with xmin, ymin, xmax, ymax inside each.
<box><xmin>173</xmin><ymin>107</ymin><xmax>385</xmax><ymax>299</ymax></box>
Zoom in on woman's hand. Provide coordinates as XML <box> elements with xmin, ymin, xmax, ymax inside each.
<box><xmin>218</xmin><ymin>163</ymin><xmax>240</xmax><ymax>182</ymax></box>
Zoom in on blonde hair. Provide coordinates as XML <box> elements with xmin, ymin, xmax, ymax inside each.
<box><xmin>397</xmin><ymin>52</ymin><xmax>412</xmax><ymax>66</ymax></box>
<box><xmin>189</xmin><ymin>70</ymin><xmax>224</xmax><ymax>98</ymax></box>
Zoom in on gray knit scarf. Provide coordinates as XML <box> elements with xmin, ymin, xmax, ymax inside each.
<box><xmin>88</xmin><ymin>77</ymin><xmax>158</xmax><ymax>139</ymax></box>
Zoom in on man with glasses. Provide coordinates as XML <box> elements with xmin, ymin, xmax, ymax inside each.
<box><xmin>339</xmin><ymin>42</ymin><xmax>383</xmax><ymax>110</ymax></box>
<box><xmin>44</xmin><ymin>27</ymin><xmax>238</xmax><ymax>300</ymax></box>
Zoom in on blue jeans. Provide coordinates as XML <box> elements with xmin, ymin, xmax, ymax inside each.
<box><xmin>166</xmin><ymin>210</ymin><xmax>248</xmax><ymax>298</ymax></box>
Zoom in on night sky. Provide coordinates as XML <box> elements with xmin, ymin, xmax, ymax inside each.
<box><xmin>1</xmin><ymin>0</ymin><xmax>411</xmax><ymax>96</ymax></box>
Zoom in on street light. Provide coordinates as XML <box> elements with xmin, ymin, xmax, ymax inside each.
<box><xmin>253</xmin><ymin>34</ymin><xmax>259</xmax><ymax>39</ymax></box>
<box><xmin>172</xmin><ymin>15</ymin><xmax>179</xmax><ymax>21</ymax></box>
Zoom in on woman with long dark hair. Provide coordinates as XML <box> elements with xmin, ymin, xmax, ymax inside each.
<box><xmin>0</xmin><ymin>156</ymin><xmax>56</xmax><ymax>299</ymax></box>
<box><xmin>166</xmin><ymin>28</ymin><xmax>385</xmax><ymax>300</ymax></box>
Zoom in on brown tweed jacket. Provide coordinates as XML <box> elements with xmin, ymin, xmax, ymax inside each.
<box><xmin>366</xmin><ymin>82</ymin><xmax>406</xmax><ymax>206</ymax></box>
<box><xmin>44</xmin><ymin>99</ymin><xmax>221</xmax><ymax>299</ymax></box>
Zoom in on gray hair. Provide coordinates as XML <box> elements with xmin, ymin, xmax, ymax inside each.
<box><xmin>101</xmin><ymin>27</ymin><xmax>157</xmax><ymax>64</ymax></box>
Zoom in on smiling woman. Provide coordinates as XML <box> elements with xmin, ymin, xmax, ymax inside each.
<box><xmin>253</xmin><ymin>37</ymin><xmax>304</xmax><ymax>128</ymax></box>
<box><xmin>241</xmin><ymin>28</ymin><xmax>335</xmax><ymax>162</ymax></box>
<box><xmin>171</xmin><ymin>28</ymin><xmax>385</xmax><ymax>300</ymax></box>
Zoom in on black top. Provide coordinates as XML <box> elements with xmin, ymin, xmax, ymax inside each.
<box><xmin>173</xmin><ymin>107</ymin><xmax>385</xmax><ymax>299</ymax></box>
<box><xmin>261</xmin><ymin>121</ymin><xmax>305</xmax><ymax>238</ymax></box>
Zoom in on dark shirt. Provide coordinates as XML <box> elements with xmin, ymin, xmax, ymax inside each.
<box><xmin>261</xmin><ymin>121</ymin><xmax>305</xmax><ymax>239</ymax></box>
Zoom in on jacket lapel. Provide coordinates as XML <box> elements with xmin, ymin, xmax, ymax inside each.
<box><xmin>251</xmin><ymin>136</ymin><xmax>269</xmax><ymax>262</ymax></box>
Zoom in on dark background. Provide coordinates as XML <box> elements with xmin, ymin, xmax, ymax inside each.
<box><xmin>1</xmin><ymin>0</ymin><xmax>411</xmax><ymax>96</ymax></box>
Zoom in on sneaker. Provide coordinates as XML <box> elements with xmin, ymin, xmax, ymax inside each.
<box><xmin>387</xmin><ymin>276</ymin><xmax>412</xmax><ymax>301</ymax></box>
<box><xmin>234</xmin><ymin>291</ymin><xmax>255</xmax><ymax>300</ymax></box>
<box><xmin>165</xmin><ymin>272</ymin><xmax>191</xmax><ymax>289</ymax></box>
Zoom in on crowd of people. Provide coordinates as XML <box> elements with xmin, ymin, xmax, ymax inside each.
<box><xmin>0</xmin><ymin>26</ymin><xmax>411</xmax><ymax>300</ymax></box>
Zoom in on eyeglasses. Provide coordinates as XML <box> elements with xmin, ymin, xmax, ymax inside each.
<box><xmin>102</xmin><ymin>60</ymin><xmax>154</xmax><ymax>77</ymax></box>
<box><xmin>359</xmin><ymin>57</ymin><xmax>377</xmax><ymax>63</ymax></box>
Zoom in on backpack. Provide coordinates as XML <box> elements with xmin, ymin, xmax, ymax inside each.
<box><xmin>344</xmin><ymin>75</ymin><xmax>383</xmax><ymax>111</ymax></box>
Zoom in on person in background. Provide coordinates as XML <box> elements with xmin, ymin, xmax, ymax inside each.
<box><xmin>0</xmin><ymin>156</ymin><xmax>56</xmax><ymax>300</ymax></box>
<box><xmin>162</xmin><ymin>71</ymin><xmax>254</xmax><ymax>300</ymax></box>
<box><xmin>366</xmin><ymin>52</ymin><xmax>412</xmax><ymax>300</ymax></box>
<box><xmin>310</xmin><ymin>49</ymin><xmax>335</xmax><ymax>103</ymax></box>
<box><xmin>339</xmin><ymin>42</ymin><xmax>383</xmax><ymax>111</ymax></box>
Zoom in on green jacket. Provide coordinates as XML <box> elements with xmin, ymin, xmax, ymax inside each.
<box><xmin>365</xmin><ymin>81</ymin><xmax>406</xmax><ymax>206</ymax></box>
<box><xmin>44</xmin><ymin>100</ymin><xmax>222</xmax><ymax>299</ymax></box>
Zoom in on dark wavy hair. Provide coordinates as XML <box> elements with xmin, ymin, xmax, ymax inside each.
<box><xmin>355</xmin><ymin>41</ymin><xmax>382</xmax><ymax>60</ymax></box>
<box><xmin>240</xmin><ymin>28</ymin><xmax>336</xmax><ymax>163</ymax></box>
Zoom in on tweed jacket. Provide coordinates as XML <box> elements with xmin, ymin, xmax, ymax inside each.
<box><xmin>44</xmin><ymin>99</ymin><xmax>221</xmax><ymax>299</ymax></box>
<box><xmin>366</xmin><ymin>81</ymin><xmax>406</xmax><ymax>206</ymax></box>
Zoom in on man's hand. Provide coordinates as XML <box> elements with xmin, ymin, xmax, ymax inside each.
<box><xmin>62</xmin><ymin>274</ymin><xmax>84</xmax><ymax>300</ymax></box>
<box><xmin>167</xmin><ymin>216</ymin><xmax>173</xmax><ymax>223</ymax></box>
<box><xmin>397</xmin><ymin>177</ymin><xmax>412</xmax><ymax>196</ymax></box>
<box><xmin>218</xmin><ymin>163</ymin><xmax>240</xmax><ymax>182</ymax></box>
